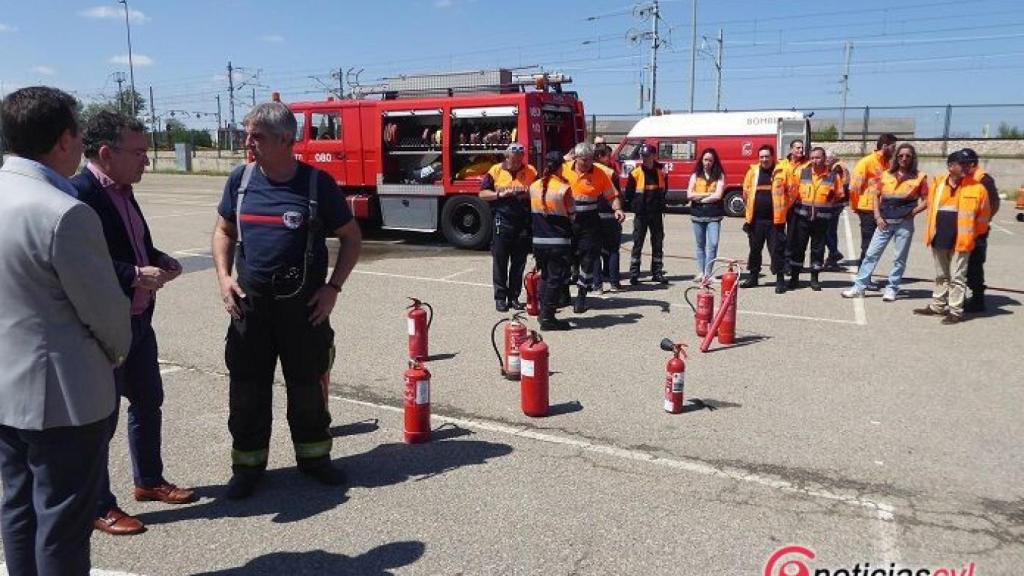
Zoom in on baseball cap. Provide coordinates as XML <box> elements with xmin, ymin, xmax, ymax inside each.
<box><xmin>956</xmin><ymin>148</ymin><xmax>979</xmax><ymax>164</ymax></box>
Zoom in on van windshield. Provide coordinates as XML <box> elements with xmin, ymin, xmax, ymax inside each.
<box><xmin>618</xmin><ymin>142</ymin><xmax>641</xmax><ymax>162</ymax></box>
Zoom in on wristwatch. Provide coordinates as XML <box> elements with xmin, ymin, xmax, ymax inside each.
<box><xmin>326</xmin><ymin>280</ymin><xmax>342</xmax><ymax>293</ymax></box>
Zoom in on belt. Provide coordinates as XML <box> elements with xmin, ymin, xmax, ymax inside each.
<box><xmin>575</xmin><ymin>204</ymin><xmax>598</xmax><ymax>212</ymax></box>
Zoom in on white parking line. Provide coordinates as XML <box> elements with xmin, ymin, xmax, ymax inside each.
<box><xmin>352</xmin><ymin>269</ymin><xmax>490</xmax><ymax>288</ymax></box>
<box><xmin>159</xmin><ymin>366</ymin><xmax>184</xmax><ymax>375</ymax></box>
<box><xmin>738</xmin><ymin>309</ymin><xmax>860</xmax><ymax>325</ymax></box>
<box><xmin>440</xmin><ymin>268</ymin><xmax>476</xmax><ymax>280</ymax></box>
<box><xmin>990</xmin><ymin>222</ymin><xmax>1015</xmax><ymax>236</ymax></box>
<box><xmin>841</xmin><ymin>211</ymin><xmax>868</xmax><ymax>326</ymax></box>
<box><xmin>146</xmin><ymin>210</ymin><xmax>214</xmax><ymax>220</ymax></box>
<box><xmin>331</xmin><ymin>393</ymin><xmax>899</xmax><ymax>555</ymax></box>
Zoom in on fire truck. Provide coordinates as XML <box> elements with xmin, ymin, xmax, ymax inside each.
<box><xmin>611</xmin><ymin>111</ymin><xmax>811</xmax><ymax>217</ymax></box>
<box><xmin>282</xmin><ymin>69</ymin><xmax>587</xmax><ymax>249</ymax></box>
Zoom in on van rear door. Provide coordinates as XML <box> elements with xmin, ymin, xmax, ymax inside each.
<box><xmin>777</xmin><ymin>118</ymin><xmax>811</xmax><ymax>156</ymax></box>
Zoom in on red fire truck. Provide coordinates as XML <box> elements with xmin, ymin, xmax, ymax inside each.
<box><xmin>282</xmin><ymin>70</ymin><xmax>586</xmax><ymax>249</ymax></box>
<box><xmin>611</xmin><ymin>111</ymin><xmax>811</xmax><ymax>217</ymax></box>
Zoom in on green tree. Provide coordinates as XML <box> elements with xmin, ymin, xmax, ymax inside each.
<box><xmin>813</xmin><ymin>125</ymin><xmax>839</xmax><ymax>141</ymax></box>
<box><xmin>997</xmin><ymin>122</ymin><xmax>1023</xmax><ymax>139</ymax></box>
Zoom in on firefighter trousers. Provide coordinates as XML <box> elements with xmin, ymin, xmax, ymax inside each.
<box><xmin>491</xmin><ymin>216</ymin><xmax>531</xmax><ymax>304</ymax></box>
<box><xmin>597</xmin><ymin>218</ymin><xmax>622</xmax><ymax>285</ymax></box>
<box><xmin>573</xmin><ymin>216</ymin><xmax>602</xmax><ymax>291</ymax></box>
<box><xmin>747</xmin><ymin>219</ymin><xmax>786</xmax><ymax>275</ymax></box>
<box><xmin>630</xmin><ymin>211</ymin><xmax>665</xmax><ymax>278</ymax></box>
<box><xmin>225</xmin><ymin>291</ymin><xmax>334</xmax><ymax>472</ymax></box>
<box><xmin>788</xmin><ymin>214</ymin><xmax>830</xmax><ymax>273</ymax></box>
<box><xmin>534</xmin><ymin>245</ymin><xmax>571</xmax><ymax>319</ymax></box>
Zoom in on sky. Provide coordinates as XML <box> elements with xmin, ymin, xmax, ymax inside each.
<box><xmin>2</xmin><ymin>0</ymin><xmax>1023</xmax><ymax>135</ymax></box>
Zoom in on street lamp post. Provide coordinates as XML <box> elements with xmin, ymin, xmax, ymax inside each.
<box><xmin>118</xmin><ymin>0</ymin><xmax>137</xmax><ymax>116</ymax></box>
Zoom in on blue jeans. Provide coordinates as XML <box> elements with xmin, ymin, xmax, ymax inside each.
<box><xmin>853</xmin><ymin>219</ymin><xmax>915</xmax><ymax>292</ymax></box>
<box><xmin>692</xmin><ymin>219</ymin><xmax>721</xmax><ymax>277</ymax></box>
<box><xmin>97</xmin><ymin>305</ymin><xmax>165</xmax><ymax>516</ymax></box>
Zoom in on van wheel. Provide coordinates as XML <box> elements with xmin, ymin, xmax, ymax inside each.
<box><xmin>441</xmin><ymin>195</ymin><xmax>492</xmax><ymax>250</ymax></box>
<box><xmin>724</xmin><ymin>190</ymin><xmax>746</xmax><ymax>218</ymax></box>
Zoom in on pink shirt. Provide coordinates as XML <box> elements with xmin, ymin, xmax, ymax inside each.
<box><xmin>87</xmin><ymin>163</ymin><xmax>154</xmax><ymax>315</ymax></box>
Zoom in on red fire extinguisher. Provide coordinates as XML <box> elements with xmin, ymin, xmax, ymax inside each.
<box><xmin>684</xmin><ymin>282</ymin><xmax>715</xmax><ymax>337</ymax></box>
<box><xmin>519</xmin><ymin>331</ymin><xmax>549</xmax><ymax>417</ymax></box>
<box><xmin>524</xmin><ymin>267</ymin><xmax>541</xmax><ymax>317</ymax></box>
<box><xmin>403</xmin><ymin>361</ymin><xmax>431</xmax><ymax>444</ymax></box>
<box><xmin>491</xmin><ymin>313</ymin><xmax>530</xmax><ymax>380</ymax></box>
<box><xmin>659</xmin><ymin>338</ymin><xmax>687</xmax><ymax>414</ymax></box>
<box><xmin>718</xmin><ymin>263</ymin><xmax>739</xmax><ymax>345</ymax></box>
<box><xmin>406</xmin><ymin>298</ymin><xmax>433</xmax><ymax>362</ymax></box>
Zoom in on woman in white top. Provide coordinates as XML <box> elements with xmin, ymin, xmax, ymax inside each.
<box><xmin>687</xmin><ymin>148</ymin><xmax>726</xmax><ymax>281</ymax></box>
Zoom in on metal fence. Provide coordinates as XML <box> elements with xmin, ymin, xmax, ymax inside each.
<box><xmin>588</xmin><ymin>104</ymin><xmax>1024</xmax><ymax>146</ymax></box>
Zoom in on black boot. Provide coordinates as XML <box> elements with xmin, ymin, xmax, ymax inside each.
<box><xmin>788</xmin><ymin>272</ymin><xmax>800</xmax><ymax>290</ymax></box>
<box><xmin>225</xmin><ymin>469</ymin><xmax>264</xmax><ymax>500</ymax></box>
<box><xmin>965</xmin><ymin>290</ymin><xmax>986</xmax><ymax>313</ymax></box>
<box><xmin>539</xmin><ymin>316</ymin><xmax>571</xmax><ymax>331</ymax></box>
<box><xmin>298</xmin><ymin>460</ymin><xmax>348</xmax><ymax>486</ymax></box>
<box><xmin>652</xmin><ymin>272</ymin><xmax>668</xmax><ymax>285</ymax></box>
<box><xmin>774</xmin><ymin>273</ymin><xmax>786</xmax><ymax>294</ymax></box>
<box><xmin>740</xmin><ymin>273</ymin><xmax>759</xmax><ymax>289</ymax></box>
<box><xmin>809</xmin><ymin>271</ymin><xmax>821</xmax><ymax>291</ymax></box>
<box><xmin>573</xmin><ymin>289</ymin><xmax>588</xmax><ymax>314</ymax></box>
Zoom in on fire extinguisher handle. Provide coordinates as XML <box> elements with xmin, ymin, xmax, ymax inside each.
<box><xmin>406</xmin><ymin>297</ymin><xmax>421</xmax><ymax>309</ymax></box>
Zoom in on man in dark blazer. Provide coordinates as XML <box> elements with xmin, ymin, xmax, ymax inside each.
<box><xmin>0</xmin><ymin>87</ymin><xmax>131</xmax><ymax>575</ymax></box>
<box><xmin>71</xmin><ymin>110</ymin><xmax>196</xmax><ymax>537</ymax></box>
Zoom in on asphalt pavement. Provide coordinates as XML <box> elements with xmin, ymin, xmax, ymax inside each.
<box><xmin>2</xmin><ymin>172</ymin><xmax>1022</xmax><ymax>575</ymax></box>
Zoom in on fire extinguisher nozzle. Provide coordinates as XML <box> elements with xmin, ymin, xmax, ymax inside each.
<box><xmin>659</xmin><ymin>338</ymin><xmax>675</xmax><ymax>352</ymax></box>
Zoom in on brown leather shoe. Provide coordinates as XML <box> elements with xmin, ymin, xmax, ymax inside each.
<box><xmin>94</xmin><ymin>507</ymin><xmax>146</xmax><ymax>536</ymax></box>
<box><xmin>134</xmin><ymin>482</ymin><xmax>197</xmax><ymax>504</ymax></box>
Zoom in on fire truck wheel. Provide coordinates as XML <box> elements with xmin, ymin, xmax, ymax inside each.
<box><xmin>1016</xmin><ymin>212</ymin><xmax>1023</xmax><ymax>222</ymax></box>
<box><xmin>723</xmin><ymin>189</ymin><xmax>746</xmax><ymax>218</ymax></box>
<box><xmin>441</xmin><ymin>195</ymin><xmax>492</xmax><ymax>250</ymax></box>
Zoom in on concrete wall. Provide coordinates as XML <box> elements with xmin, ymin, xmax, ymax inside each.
<box><xmin>147</xmin><ymin>150</ymin><xmax>245</xmax><ymax>174</ymax></box>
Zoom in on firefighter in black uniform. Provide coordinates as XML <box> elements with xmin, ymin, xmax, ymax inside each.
<box><xmin>530</xmin><ymin>152</ymin><xmax>575</xmax><ymax>331</ymax></box>
<box><xmin>625</xmin><ymin>143</ymin><xmax>668</xmax><ymax>285</ymax></box>
<box><xmin>480</xmin><ymin>143</ymin><xmax>536</xmax><ymax>312</ymax></box>
<box><xmin>211</xmin><ymin>102</ymin><xmax>362</xmax><ymax>499</ymax></box>
<box><xmin>959</xmin><ymin>148</ymin><xmax>1000</xmax><ymax>312</ymax></box>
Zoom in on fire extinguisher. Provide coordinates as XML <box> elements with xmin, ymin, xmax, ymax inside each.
<box><xmin>718</xmin><ymin>263</ymin><xmax>739</xmax><ymax>345</ymax></box>
<box><xmin>659</xmin><ymin>338</ymin><xmax>687</xmax><ymax>414</ymax></box>
<box><xmin>524</xmin><ymin>267</ymin><xmax>541</xmax><ymax>317</ymax></box>
<box><xmin>490</xmin><ymin>313</ymin><xmax>530</xmax><ymax>380</ymax></box>
<box><xmin>519</xmin><ymin>331</ymin><xmax>549</xmax><ymax>417</ymax></box>
<box><xmin>683</xmin><ymin>282</ymin><xmax>715</xmax><ymax>337</ymax></box>
<box><xmin>403</xmin><ymin>361</ymin><xmax>431</xmax><ymax>444</ymax></box>
<box><xmin>406</xmin><ymin>298</ymin><xmax>433</xmax><ymax>362</ymax></box>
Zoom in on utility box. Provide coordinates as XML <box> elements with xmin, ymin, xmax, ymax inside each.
<box><xmin>174</xmin><ymin>143</ymin><xmax>192</xmax><ymax>172</ymax></box>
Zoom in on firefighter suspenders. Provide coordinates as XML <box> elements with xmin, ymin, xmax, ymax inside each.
<box><xmin>234</xmin><ymin>163</ymin><xmax>321</xmax><ymax>298</ymax></box>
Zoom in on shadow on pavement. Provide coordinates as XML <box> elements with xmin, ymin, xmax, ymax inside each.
<box><xmin>190</xmin><ymin>542</ymin><xmax>426</xmax><ymax>576</ymax></box>
<box><xmin>590</xmin><ymin>295</ymin><xmax>671</xmax><ymax>313</ymax></box>
<box><xmin>331</xmin><ymin>418</ymin><xmax>380</xmax><ymax>438</ymax></box>
<box><xmin>134</xmin><ymin>437</ymin><xmax>512</xmax><ymax>525</ymax></box>
<box><xmin>547</xmin><ymin>400</ymin><xmax>584</xmax><ymax>417</ymax></box>
<box><xmin>569</xmin><ymin>312</ymin><xmax>644</xmax><ymax>330</ymax></box>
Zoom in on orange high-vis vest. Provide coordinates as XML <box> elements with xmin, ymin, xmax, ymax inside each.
<box><xmin>630</xmin><ymin>165</ymin><xmax>667</xmax><ymax>194</ymax></box>
<box><xmin>879</xmin><ymin>171</ymin><xmax>928</xmax><ymax>200</ymax></box>
<box><xmin>793</xmin><ymin>165</ymin><xmax>844</xmax><ymax>208</ymax></box>
<box><xmin>970</xmin><ymin>167</ymin><xmax>994</xmax><ymax>235</ymax></box>
<box><xmin>530</xmin><ymin>176</ymin><xmax>573</xmax><ymax>245</ymax></box>
<box><xmin>924</xmin><ymin>174</ymin><xmax>991</xmax><ymax>252</ymax></box>
<box><xmin>849</xmin><ymin>150</ymin><xmax>891</xmax><ymax>212</ymax></box>
<box><xmin>562</xmin><ymin>163</ymin><xmax>617</xmax><ymax>215</ymax></box>
<box><xmin>689</xmin><ymin>174</ymin><xmax>718</xmax><ymax>200</ymax></box>
<box><xmin>743</xmin><ymin>163</ymin><xmax>787</xmax><ymax>225</ymax></box>
<box><xmin>485</xmin><ymin>162</ymin><xmax>537</xmax><ymax>194</ymax></box>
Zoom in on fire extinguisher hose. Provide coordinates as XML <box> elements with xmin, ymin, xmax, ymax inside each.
<box><xmin>490</xmin><ymin>318</ymin><xmax>509</xmax><ymax>372</ymax></box>
<box><xmin>406</xmin><ymin>297</ymin><xmax>434</xmax><ymax>331</ymax></box>
<box><xmin>683</xmin><ymin>286</ymin><xmax>699</xmax><ymax>314</ymax></box>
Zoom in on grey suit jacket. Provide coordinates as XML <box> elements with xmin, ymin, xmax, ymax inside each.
<box><xmin>0</xmin><ymin>156</ymin><xmax>131</xmax><ymax>430</ymax></box>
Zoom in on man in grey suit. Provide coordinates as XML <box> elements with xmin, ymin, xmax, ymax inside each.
<box><xmin>0</xmin><ymin>87</ymin><xmax>131</xmax><ymax>575</ymax></box>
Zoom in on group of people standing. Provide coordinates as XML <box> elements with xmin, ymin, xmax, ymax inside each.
<box><xmin>739</xmin><ymin>134</ymin><xmax>999</xmax><ymax>322</ymax></box>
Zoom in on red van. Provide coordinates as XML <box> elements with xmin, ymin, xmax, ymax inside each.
<box><xmin>611</xmin><ymin>111</ymin><xmax>810</xmax><ymax>216</ymax></box>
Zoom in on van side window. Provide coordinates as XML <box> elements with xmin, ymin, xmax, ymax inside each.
<box><xmin>311</xmin><ymin>112</ymin><xmax>342</xmax><ymax>141</ymax></box>
<box><xmin>293</xmin><ymin>113</ymin><xmax>307</xmax><ymax>142</ymax></box>
<box><xmin>618</xmin><ymin>142</ymin><xmax>640</xmax><ymax>161</ymax></box>
<box><xmin>659</xmin><ymin>140</ymin><xmax>695</xmax><ymax>161</ymax></box>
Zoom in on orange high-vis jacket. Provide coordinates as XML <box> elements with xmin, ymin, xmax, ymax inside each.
<box><xmin>849</xmin><ymin>150</ymin><xmax>891</xmax><ymax>212</ymax></box>
<box><xmin>484</xmin><ymin>162</ymin><xmax>537</xmax><ymax>194</ymax></box>
<box><xmin>792</xmin><ymin>165</ymin><xmax>845</xmax><ymax>207</ymax></box>
<box><xmin>772</xmin><ymin>157</ymin><xmax>807</xmax><ymax>209</ymax></box>
<box><xmin>924</xmin><ymin>174</ymin><xmax>991</xmax><ymax>252</ymax></box>
<box><xmin>970</xmin><ymin>168</ymin><xmax>995</xmax><ymax>235</ymax></box>
<box><xmin>561</xmin><ymin>162</ymin><xmax>617</xmax><ymax>215</ymax></box>
<box><xmin>743</xmin><ymin>163</ymin><xmax>788</xmax><ymax>225</ymax></box>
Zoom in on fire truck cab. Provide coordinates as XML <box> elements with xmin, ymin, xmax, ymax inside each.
<box><xmin>611</xmin><ymin>111</ymin><xmax>810</xmax><ymax>217</ymax></box>
<box><xmin>287</xmin><ymin>70</ymin><xmax>586</xmax><ymax>249</ymax></box>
